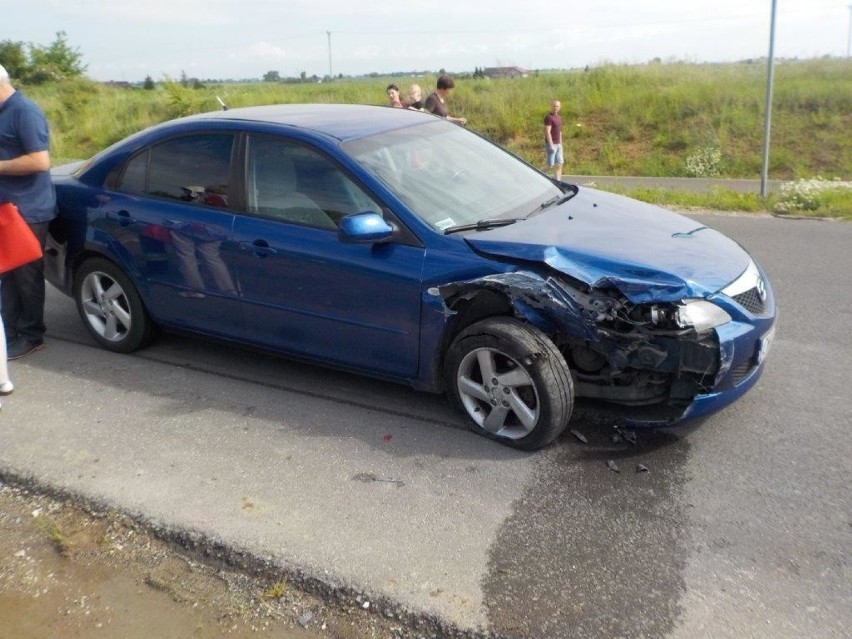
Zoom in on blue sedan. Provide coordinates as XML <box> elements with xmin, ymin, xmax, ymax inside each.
<box><xmin>45</xmin><ymin>104</ymin><xmax>776</xmax><ymax>450</ymax></box>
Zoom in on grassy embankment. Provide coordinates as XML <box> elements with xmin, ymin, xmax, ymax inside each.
<box><xmin>29</xmin><ymin>58</ymin><xmax>852</xmax><ymax>219</ymax></box>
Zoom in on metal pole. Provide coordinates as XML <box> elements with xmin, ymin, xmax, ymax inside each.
<box><xmin>760</xmin><ymin>0</ymin><xmax>778</xmax><ymax>199</ymax></box>
<box><xmin>847</xmin><ymin>5</ymin><xmax>852</xmax><ymax>57</ymax></box>
<box><xmin>327</xmin><ymin>31</ymin><xmax>333</xmax><ymax>79</ymax></box>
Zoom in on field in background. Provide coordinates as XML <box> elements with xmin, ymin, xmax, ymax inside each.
<box><xmin>29</xmin><ymin>58</ymin><xmax>852</xmax><ymax>217</ymax></box>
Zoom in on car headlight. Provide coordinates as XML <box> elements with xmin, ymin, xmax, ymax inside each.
<box><xmin>675</xmin><ymin>300</ymin><xmax>731</xmax><ymax>331</ymax></box>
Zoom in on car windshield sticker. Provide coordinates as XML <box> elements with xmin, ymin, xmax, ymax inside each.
<box><xmin>435</xmin><ymin>218</ymin><xmax>456</xmax><ymax>231</ymax></box>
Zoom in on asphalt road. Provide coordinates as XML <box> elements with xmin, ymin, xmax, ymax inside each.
<box><xmin>1</xmin><ymin>212</ymin><xmax>849</xmax><ymax>638</ymax></box>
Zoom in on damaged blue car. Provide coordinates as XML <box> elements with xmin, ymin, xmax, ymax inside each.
<box><xmin>45</xmin><ymin>104</ymin><xmax>776</xmax><ymax>450</ymax></box>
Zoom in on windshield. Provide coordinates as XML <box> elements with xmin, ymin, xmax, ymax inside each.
<box><xmin>342</xmin><ymin>121</ymin><xmax>561</xmax><ymax>232</ymax></box>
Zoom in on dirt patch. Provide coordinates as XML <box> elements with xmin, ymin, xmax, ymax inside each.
<box><xmin>0</xmin><ymin>480</ymin><xmax>466</xmax><ymax>639</ymax></box>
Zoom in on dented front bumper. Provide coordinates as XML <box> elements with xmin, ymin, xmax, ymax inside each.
<box><xmin>434</xmin><ymin>264</ymin><xmax>777</xmax><ymax>429</ymax></box>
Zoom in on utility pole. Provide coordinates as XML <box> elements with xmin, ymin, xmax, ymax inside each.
<box><xmin>760</xmin><ymin>0</ymin><xmax>778</xmax><ymax>199</ymax></box>
<box><xmin>847</xmin><ymin>5</ymin><xmax>852</xmax><ymax>57</ymax></box>
<box><xmin>327</xmin><ymin>31</ymin><xmax>333</xmax><ymax>79</ymax></box>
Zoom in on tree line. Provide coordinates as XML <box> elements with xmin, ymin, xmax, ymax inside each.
<box><xmin>0</xmin><ymin>31</ymin><xmax>86</xmax><ymax>84</ymax></box>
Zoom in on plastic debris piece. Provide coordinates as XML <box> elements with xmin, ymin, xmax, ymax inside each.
<box><xmin>570</xmin><ymin>429</ymin><xmax>588</xmax><ymax>444</ymax></box>
<box><xmin>382</xmin><ymin>434</ymin><xmax>392</xmax><ymax>443</ymax></box>
<box><xmin>636</xmin><ymin>464</ymin><xmax>650</xmax><ymax>473</ymax></box>
<box><xmin>352</xmin><ymin>472</ymin><xmax>405</xmax><ymax>487</ymax></box>
<box><xmin>374</xmin><ymin>476</ymin><xmax>404</xmax><ymax>484</ymax></box>
<box><xmin>606</xmin><ymin>459</ymin><xmax>621</xmax><ymax>473</ymax></box>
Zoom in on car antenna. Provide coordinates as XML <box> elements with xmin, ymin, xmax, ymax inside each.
<box><xmin>215</xmin><ymin>96</ymin><xmax>229</xmax><ymax>111</ymax></box>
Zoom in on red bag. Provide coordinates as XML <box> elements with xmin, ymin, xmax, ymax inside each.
<box><xmin>0</xmin><ymin>202</ymin><xmax>44</xmax><ymax>274</ymax></box>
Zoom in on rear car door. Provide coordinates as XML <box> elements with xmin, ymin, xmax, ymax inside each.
<box><xmin>109</xmin><ymin>132</ymin><xmax>241</xmax><ymax>335</ymax></box>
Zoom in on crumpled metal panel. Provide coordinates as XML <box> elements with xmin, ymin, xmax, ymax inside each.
<box><xmin>464</xmin><ymin>188</ymin><xmax>752</xmax><ymax>304</ymax></box>
<box><xmin>434</xmin><ymin>270</ymin><xmax>599</xmax><ymax>341</ymax></box>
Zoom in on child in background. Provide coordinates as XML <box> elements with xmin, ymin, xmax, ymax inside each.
<box><xmin>408</xmin><ymin>84</ymin><xmax>424</xmax><ymax>110</ymax></box>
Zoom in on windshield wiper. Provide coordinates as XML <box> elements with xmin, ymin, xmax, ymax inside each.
<box><xmin>527</xmin><ymin>184</ymin><xmax>579</xmax><ymax>218</ymax></box>
<box><xmin>529</xmin><ymin>191</ymin><xmax>577</xmax><ymax>217</ymax></box>
<box><xmin>443</xmin><ymin>218</ymin><xmax>519</xmax><ymax>235</ymax></box>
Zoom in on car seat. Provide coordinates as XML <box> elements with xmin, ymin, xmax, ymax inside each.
<box><xmin>251</xmin><ymin>152</ymin><xmax>336</xmax><ymax>230</ymax></box>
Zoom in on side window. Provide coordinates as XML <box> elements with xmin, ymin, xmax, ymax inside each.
<box><xmin>246</xmin><ymin>135</ymin><xmax>381</xmax><ymax>230</ymax></box>
<box><xmin>125</xmin><ymin>134</ymin><xmax>234</xmax><ymax>208</ymax></box>
<box><xmin>117</xmin><ymin>150</ymin><xmax>148</xmax><ymax>195</ymax></box>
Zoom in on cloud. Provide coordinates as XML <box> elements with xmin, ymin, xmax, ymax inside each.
<box><xmin>243</xmin><ymin>42</ymin><xmax>288</xmax><ymax>62</ymax></box>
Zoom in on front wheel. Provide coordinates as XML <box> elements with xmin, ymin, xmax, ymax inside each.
<box><xmin>73</xmin><ymin>258</ymin><xmax>155</xmax><ymax>353</ymax></box>
<box><xmin>444</xmin><ymin>318</ymin><xmax>573</xmax><ymax>450</ymax></box>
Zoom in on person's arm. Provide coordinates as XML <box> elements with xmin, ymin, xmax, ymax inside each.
<box><xmin>448</xmin><ymin>115</ymin><xmax>467</xmax><ymax>125</ymax></box>
<box><xmin>0</xmin><ymin>150</ymin><xmax>50</xmax><ymax>176</ymax></box>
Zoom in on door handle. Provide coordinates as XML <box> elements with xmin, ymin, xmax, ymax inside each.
<box><xmin>107</xmin><ymin>210</ymin><xmax>137</xmax><ymax>226</ymax></box>
<box><xmin>239</xmin><ymin>239</ymin><xmax>278</xmax><ymax>258</ymax></box>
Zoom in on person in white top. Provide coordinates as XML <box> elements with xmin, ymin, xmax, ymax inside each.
<box><xmin>0</xmin><ymin>280</ymin><xmax>14</xmax><ymax>404</ymax></box>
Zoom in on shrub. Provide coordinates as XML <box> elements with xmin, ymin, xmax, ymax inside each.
<box><xmin>684</xmin><ymin>146</ymin><xmax>722</xmax><ymax>177</ymax></box>
<box><xmin>773</xmin><ymin>177</ymin><xmax>852</xmax><ymax>214</ymax></box>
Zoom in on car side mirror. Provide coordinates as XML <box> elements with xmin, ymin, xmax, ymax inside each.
<box><xmin>338</xmin><ymin>211</ymin><xmax>393</xmax><ymax>243</ymax></box>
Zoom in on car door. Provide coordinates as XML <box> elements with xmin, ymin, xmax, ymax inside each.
<box><xmin>109</xmin><ymin>132</ymin><xmax>241</xmax><ymax>335</ymax></box>
<box><xmin>231</xmin><ymin>134</ymin><xmax>424</xmax><ymax>378</ymax></box>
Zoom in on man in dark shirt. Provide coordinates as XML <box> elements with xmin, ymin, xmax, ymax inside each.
<box><xmin>424</xmin><ymin>74</ymin><xmax>467</xmax><ymax>125</ymax></box>
<box><xmin>543</xmin><ymin>99</ymin><xmax>564</xmax><ymax>181</ymax></box>
<box><xmin>0</xmin><ymin>63</ymin><xmax>56</xmax><ymax>360</ymax></box>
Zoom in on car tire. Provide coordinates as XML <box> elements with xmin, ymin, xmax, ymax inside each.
<box><xmin>444</xmin><ymin>317</ymin><xmax>573</xmax><ymax>450</ymax></box>
<box><xmin>73</xmin><ymin>258</ymin><xmax>155</xmax><ymax>353</ymax></box>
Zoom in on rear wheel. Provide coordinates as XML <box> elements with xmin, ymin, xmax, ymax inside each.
<box><xmin>73</xmin><ymin>258</ymin><xmax>155</xmax><ymax>353</ymax></box>
<box><xmin>444</xmin><ymin>317</ymin><xmax>573</xmax><ymax>450</ymax></box>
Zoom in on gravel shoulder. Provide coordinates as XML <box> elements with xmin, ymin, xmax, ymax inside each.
<box><xmin>0</xmin><ymin>479</ymin><xmax>448</xmax><ymax>639</ymax></box>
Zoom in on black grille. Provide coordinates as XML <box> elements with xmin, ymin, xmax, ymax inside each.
<box><xmin>732</xmin><ymin>287</ymin><xmax>766</xmax><ymax>315</ymax></box>
<box><xmin>730</xmin><ymin>359</ymin><xmax>754</xmax><ymax>384</ymax></box>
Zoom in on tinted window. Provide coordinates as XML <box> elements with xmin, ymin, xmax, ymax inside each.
<box><xmin>136</xmin><ymin>134</ymin><xmax>235</xmax><ymax>208</ymax></box>
<box><xmin>117</xmin><ymin>151</ymin><xmax>148</xmax><ymax>195</ymax></box>
<box><xmin>246</xmin><ymin>135</ymin><xmax>380</xmax><ymax>229</ymax></box>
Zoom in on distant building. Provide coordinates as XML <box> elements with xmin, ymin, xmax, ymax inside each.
<box><xmin>483</xmin><ymin>66</ymin><xmax>528</xmax><ymax>79</ymax></box>
<box><xmin>101</xmin><ymin>81</ymin><xmax>134</xmax><ymax>89</ymax></box>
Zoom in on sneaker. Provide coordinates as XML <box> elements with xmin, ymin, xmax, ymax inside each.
<box><xmin>0</xmin><ymin>381</ymin><xmax>12</xmax><ymax>395</ymax></box>
<box><xmin>7</xmin><ymin>339</ymin><xmax>45</xmax><ymax>361</ymax></box>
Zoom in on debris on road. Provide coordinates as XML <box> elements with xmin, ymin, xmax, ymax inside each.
<box><xmin>351</xmin><ymin>472</ymin><xmax>406</xmax><ymax>487</ymax></box>
<box><xmin>570</xmin><ymin>429</ymin><xmax>589</xmax><ymax>444</ymax></box>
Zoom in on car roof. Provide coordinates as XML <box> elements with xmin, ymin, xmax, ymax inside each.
<box><xmin>186</xmin><ymin>103</ymin><xmax>433</xmax><ymax>141</ymax></box>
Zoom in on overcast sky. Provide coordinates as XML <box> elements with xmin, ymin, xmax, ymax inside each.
<box><xmin>5</xmin><ymin>0</ymin><xmax>850</xmax><ymax>82</ymax></box>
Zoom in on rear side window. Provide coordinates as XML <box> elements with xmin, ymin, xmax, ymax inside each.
<box><xmin>116</xmin><ymin>133</ymin><xmax>235</xmax><ymax>209</ymax></box>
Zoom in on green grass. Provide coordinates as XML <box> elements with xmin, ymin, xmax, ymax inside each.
<box><xmin>25</xmin><ymin>58</ymin><xmax>852</xmax><ymax>218</ymax></box>
<box><xmin>35</xmin><ymin>516</ymin><xmax>69</xmax><ymax>555</ymax></box>
<box><xmin>596</xmin><ymin>185</ymin><xmax>852</xmax><ymax>221</ymax></box>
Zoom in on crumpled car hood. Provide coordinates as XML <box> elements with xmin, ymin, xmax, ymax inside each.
<box><xmin>464</xmin><ymin>187</ymin><xmax>751</xmax><ymax>303</ymax></box>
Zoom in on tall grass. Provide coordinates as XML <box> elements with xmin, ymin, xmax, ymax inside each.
<box><xmin>27</xmin><ymin>58</ymin><xmax>852</xmax><ymax>183</ymax></box>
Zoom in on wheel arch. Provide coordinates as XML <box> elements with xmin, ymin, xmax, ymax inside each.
<box><xmin>72</xmin><ymin>254</ymin><xmax>158</xmax><ymax>353</ymax></box>
<box><xmin>70</xmin><ymin>247</ymin><xmax>152</xmax><ymax>308</ymax></box>
<box><xmin>424</xmin><ymin>270</ymin><xmax>599</xmax><ymax>392</ymax></box>
<box><xmin>424</xmin><ymin>288</ymin><xmax>513</xmax><ymax>392</ymax></box>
